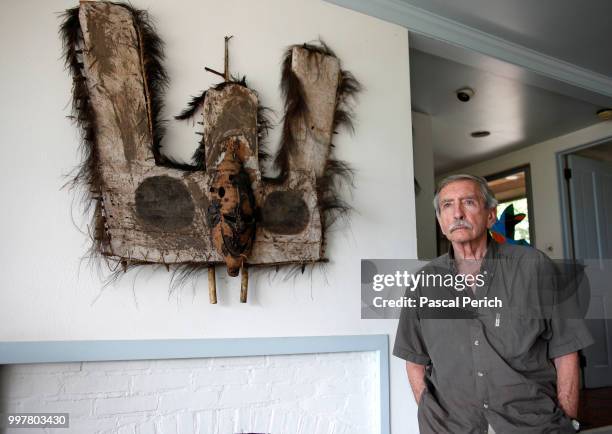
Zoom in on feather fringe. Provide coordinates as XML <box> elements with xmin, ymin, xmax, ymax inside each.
<box><xmin>60</xmin><ymin>7</ymin><xmax>101</xmax><ymax>202</ymax></box>
<box><xmin>320</xmin><ymin>64</ymin><xmax>361</xmax><ymax>234</ymax></box>
<box><xmin>60</xmin><ymin>6</ymin><xmax>108</xmax><ymax>267</ymax></box>
<box><xmin>174</xmin><ymin>90</ymin><xmax>207</xmax><ymax>121</ymax></box>
<box><xmin>317</xmin><ymin>158</ymin><xmax>355</xmax><ymax>231</ymax></box>
<box><xmin>169</xmin><ymin>262</ymin><xmax>212</xmax><ymax>293</ymax></box>
<box><xmin>174</xmin><ymin>90</ymin><xmax>208</xmax><ymax>170</ymax></box>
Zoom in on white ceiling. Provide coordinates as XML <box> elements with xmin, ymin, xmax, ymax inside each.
<box><xmin>410</xmin><ymin>48</ymin><xmax>603</xmax><ymax>173</ymax></box>
<box><xmin>400</xmin><ymin>0</ymin><xmax>612</xmax><ymax>77</ymax></box>
<box><xmin>326</xmin><ymin>0</ymin><xmax>612</xmax><ymax>173</ymax></box>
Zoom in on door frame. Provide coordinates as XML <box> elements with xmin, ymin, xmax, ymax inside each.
<box><xmin>557</xmin><ymin>135</ymin><xmax>612</xmax><ymax>260</ymax></box>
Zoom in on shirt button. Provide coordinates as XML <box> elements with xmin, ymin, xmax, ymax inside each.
<box><xmin>483</xmin><ymin>403</ymin><xmax>489</xmax><ymax>409</ymax></box>
<box><xmin>477</xmin><ymin>371</ymin><xmax>484</xmax><ymax>377</ymax></box>
<box><xmin>474</xmin><ymin>340</ymin><xmax>479</xmax><ymax>346</ymax></box>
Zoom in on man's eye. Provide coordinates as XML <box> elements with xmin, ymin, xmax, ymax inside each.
<box><xmin>443</xmin><ymin>202</ymin><xmax>451</xmax><ymax>208</ymax></box>
<box><xmin>464</xmin><ymin>199</ymin><xmax>475</xmax><ymax>206</ymax></box>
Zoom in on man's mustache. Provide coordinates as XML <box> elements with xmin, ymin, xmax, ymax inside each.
<box><xmin>449</xmin><ymin>220</ymin><xmax>473</xmax><ymax>232</ymax></box>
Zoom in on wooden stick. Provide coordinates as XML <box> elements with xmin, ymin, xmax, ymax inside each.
<box><xmin>240</xmin><ymin>264</ymin><xmax>248</xmax><ymax>303</ymax></box>
<box><xmin>208</xmin><ymin>266</ymin><xmax>217</xmax><ymax>304</ymax></box>
<box><xmin>204</xmin><ymin>67</ymin><xmax>225</xmax><ymax>79</ymax></box>
<box><xmin>224</xmin><ymin>35</ymin><xmax>233</xmax><ymax>82</ymax></box>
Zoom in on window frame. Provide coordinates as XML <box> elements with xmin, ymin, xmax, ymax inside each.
<box><xmin>484</xmin><ymin>164</ymin><xmax>536</xmax><ymax>246</ymax></box>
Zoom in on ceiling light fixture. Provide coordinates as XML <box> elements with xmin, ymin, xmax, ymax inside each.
<box><xmin>597</xmin><ymin>108</ymin><xmax>612</xmax><ymax>120</ymax></box>
<box><xmin>471</xmin><ymin>130</ymin><xmax>490</xmax><ymax>138</ymax></box>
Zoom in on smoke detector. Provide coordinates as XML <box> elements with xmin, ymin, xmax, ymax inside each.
<box><xmin>456</xmin><ymin>87</ymin><xmax>475</xmax><ymax>102</ymax></box>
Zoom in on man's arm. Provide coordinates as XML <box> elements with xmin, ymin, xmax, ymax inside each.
<box><xmin>406</xmin><ymin>361</ymin><xmax>427</xmax><ymax>404</ymax></box>
<box><xmin>554</xmin><ymin>351</ymin><xmax>580</xmax><ymax>419</ymax></box>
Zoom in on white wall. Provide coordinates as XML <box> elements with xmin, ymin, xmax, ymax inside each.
<box><xmin>1</xmin><ymin>352</ymin><xmax>379</xmax><ymax>434</ymax></box>
<box><xmin>439</xmin><ymin>122</ymin><xmax>612</xmax><ymax>259</ymax></box>
<box><xmin>0</xmin><ymin>0</ymin><xmax>416</xmax><ymax>432</ymax></box>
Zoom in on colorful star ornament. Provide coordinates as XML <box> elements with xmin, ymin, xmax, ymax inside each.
<box><xmin>490</xmin><ymin>204</ymin><xmax>530</xmax><ymax>246</ymax></box>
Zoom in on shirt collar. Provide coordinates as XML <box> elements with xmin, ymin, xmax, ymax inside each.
<box><xmin>446</xmin><ymin>231</ymin><xmax>498</xmax><ymax>272</ymax></box>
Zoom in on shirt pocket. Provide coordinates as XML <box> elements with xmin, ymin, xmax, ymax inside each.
<box><xmin>504</xmin><ymin>384</ymin><xmax>570</xmax><ymax>429</ymax></box>
<box><xmin>486</xmin><ymin>310</ymin><xmax>547</xmax><ymax>361</ymax></box>
<box><xmin>417</xmin><ymin>387</ymin><xmax>453</xmax><ymax>434</ymax></box>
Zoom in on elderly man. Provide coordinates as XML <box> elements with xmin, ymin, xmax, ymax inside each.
<box><xmin>393</xmin><ymin>174</ymin><xmax>593</xmax><ymax>433</ymax></box>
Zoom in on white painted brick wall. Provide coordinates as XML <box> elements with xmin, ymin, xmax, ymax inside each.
<box><xmin>0</xmin><ymin>352</ymin><xmax>379</xmax><ymax>434</ymax></box>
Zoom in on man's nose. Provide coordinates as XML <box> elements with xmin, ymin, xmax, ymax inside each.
<box><xmin>453</xmin><ymin>203</ymin><xmax>465</xmax><ymax>219</ymax></box>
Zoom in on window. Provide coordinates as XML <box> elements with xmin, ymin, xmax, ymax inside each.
<box><xmin>485</xmin><ymin>166</ymin><xmax>535</xmax><ymax>246</ymax></box>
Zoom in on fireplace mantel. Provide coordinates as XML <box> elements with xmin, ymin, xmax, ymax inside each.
<box><xmin>0</xmin><ymin>334</ymin><xmax>390</xmax><ymax>433</ymax></box>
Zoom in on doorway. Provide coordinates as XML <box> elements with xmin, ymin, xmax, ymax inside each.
<box><xmin>558</xmin><ymin>139</ymin><xmax>612</xmax><ymax>428</ymax></box>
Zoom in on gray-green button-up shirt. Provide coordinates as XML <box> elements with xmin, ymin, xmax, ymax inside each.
<box><xmin>393</xmin><ymin>238</ymin><xmax>594</xmax><ymax>434</ymax></box>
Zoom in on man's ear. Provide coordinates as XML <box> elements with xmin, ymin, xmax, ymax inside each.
<box><xmin>486</xmin><ymin>206</ymin><xmax>497</xmax><ymax>229</ymax></box>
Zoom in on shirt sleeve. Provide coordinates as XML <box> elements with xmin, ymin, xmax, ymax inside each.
<box><xmin>393</xmin><ymin>287</ymin><xmax>431</xmax><ymax>365</ymax></box>
<box><xmin>548</xmin><ymin>317</ymin><xmax>594</xmax><ymax>359</ymax></box>
<box><xmin>539</xmin><ymin>254</ymin><xmax>595</xmax><ymax>359</ymax></box>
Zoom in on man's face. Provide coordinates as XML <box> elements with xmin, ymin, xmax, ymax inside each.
<box><xmin>436</xmin><ymin>180</ymin><xmax>497</xmax><ymax>244</ymax></box>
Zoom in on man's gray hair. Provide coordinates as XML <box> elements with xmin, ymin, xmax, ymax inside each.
<box><xmin>433</xmin><ymin>174</ymin><xmax>498</xmax><ymax>217</ymax></box>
